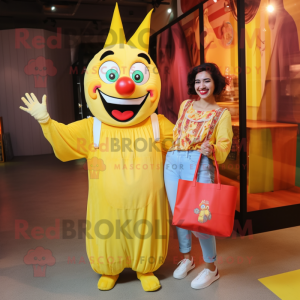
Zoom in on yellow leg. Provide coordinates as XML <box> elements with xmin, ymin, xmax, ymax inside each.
<box><xmin>97</xmin><ymin>274</ymin><xmax>119</xmax><ymax>291</ymax></box>
<box><xmin>136</xmin><ymin>272</ymin><xmax>161</xmax><ymax>292</ymax></box>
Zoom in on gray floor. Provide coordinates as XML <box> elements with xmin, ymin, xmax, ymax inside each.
<box><xmin>1</xmin><ymin>154</ymin><xmax>300</xmax><ymax>300</ymax></box>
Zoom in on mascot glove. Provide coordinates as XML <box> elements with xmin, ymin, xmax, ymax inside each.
<box><xmin>20</xmin><ymin>93</ymin><xmax>50</xmax><ymax>123</ymax></box>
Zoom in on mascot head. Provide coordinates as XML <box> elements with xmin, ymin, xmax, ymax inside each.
<box><xmin>84</xmin><ymin>4</ymin><xmax>160</xmax><ymax>127</ymax></box>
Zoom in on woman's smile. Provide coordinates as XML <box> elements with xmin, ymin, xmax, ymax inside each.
<box><xmin>198</xmin><ymin>89</ymin><xmax>209</xmax><ymax>95</ymax></box>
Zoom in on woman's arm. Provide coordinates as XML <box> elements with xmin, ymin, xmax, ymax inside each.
<box><xmin>209</xmin><ymin>110</ymin><xmax>233</xmax><ymax>164</ymax></box>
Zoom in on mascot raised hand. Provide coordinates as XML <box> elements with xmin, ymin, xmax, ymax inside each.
<box><xmin>19</xmin><ymin>4</ymin><xmax>174</xmax><ymax>292</ymax></box>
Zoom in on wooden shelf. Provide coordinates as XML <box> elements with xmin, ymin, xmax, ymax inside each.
<box><xmin>220</xmin><ymin>175</ymin><xmax>300</xmax><ymax>212</ymax></box>
<box><xmin>231</xmin><ymin>117</ymin><xmax>298</xmax><ymax>129</ymax></box>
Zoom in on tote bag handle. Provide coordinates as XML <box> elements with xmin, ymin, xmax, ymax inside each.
<box><xmin>192</xmin><ymin>148</ymin><xmax>221</xmax><ymax>190</ymax></box>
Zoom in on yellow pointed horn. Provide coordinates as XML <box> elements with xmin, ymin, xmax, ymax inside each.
<box><xmin>127</xmin><ymin>9</ymin><xmax>153</xmax><ymax>53</ymax></box>
<box><xmin>104</xmin><ymin>3</ymin><xmax>126</xmax><ymax>49</ymax></box>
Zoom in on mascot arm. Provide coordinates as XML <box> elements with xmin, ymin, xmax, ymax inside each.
<box><xmin>40</xmin><ymin>118</ymin><xmax>90</xmax><ymax>162</ymax></box>
<box><xmin>20</xmin><ymin>93</ymin><xmax>90</xmax><ymax>162</ymax></box>
<box><xmin>158</xmin><ymin>115</ymin><xmax>174</xmax><ymax>154</ymax></box>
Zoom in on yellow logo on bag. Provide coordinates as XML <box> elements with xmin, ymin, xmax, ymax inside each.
<box><xmin>194</xmin><ymin>200</ymin><xmax>212</xmax><ymax>223</ymax></box>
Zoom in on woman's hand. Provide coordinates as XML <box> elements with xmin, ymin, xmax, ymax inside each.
<box><xmin>199</xmin><ymin>141</ymin><xmax>213</xmax><ymax>156</ymax></box>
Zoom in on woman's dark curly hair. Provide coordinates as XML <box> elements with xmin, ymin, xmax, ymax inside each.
<box><xmin>187</xmin><ymin>63</ymin><xmax>227</xmax><ymax>96</ymax></box>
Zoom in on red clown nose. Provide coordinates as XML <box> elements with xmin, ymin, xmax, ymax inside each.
<box><xmin>115</xmin><ymin>77</ymin><xmax>135</xmax><ymax>97</ymax></box>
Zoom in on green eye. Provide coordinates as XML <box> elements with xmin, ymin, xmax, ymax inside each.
<box><xmin>106</xmin><ymin>69</ymin><xmax>119</xmax><ymax>82</ymax></box>
<box><xmin>132</xmin><ymin>70</ymin><xmax>144</xmax><ymax>83</ymax></box>
<box><xmin>129</xmin><ymin>63</ymin><xmax>149</xmax><ymax>85</ymax></box>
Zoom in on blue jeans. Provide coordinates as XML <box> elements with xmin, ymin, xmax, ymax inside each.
<box><xmin>164</xmin><ymin>150</ymin><xmax>217</xmax><ymax>263</ymax></box>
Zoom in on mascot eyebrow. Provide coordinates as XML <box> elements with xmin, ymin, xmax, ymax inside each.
<box><xmin>100</xmin><ymin>50</ymin><xmax>114</xmax><ymax>61</ymax></box>
<box><xmin>99</xmin><ymin>51</ymin><xmax>150</xmax><ymax>64</ymax></box>
<box><xmin>138</xmin><ymin>53</ymin><xmax>150</xmax><ymax>64</ymax></box>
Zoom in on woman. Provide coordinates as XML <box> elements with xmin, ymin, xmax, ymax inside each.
<box><xmin>164</xmin><ymin>63</ymin><xmax>233</xmax><ymax>289</ymax></box>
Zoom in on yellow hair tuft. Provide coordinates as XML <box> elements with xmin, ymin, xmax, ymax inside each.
<box><xmin>104</xmin><ymin>3</ymin><xmax>126</xmax><ymax>49</ymax></box>
<box><xmin>127</xmin><ymin>9</ymin><xmax>153</xmax><ymax>53</ymax></box>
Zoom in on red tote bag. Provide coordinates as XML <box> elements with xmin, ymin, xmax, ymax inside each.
<box><xmin>172</xmin><ymin>150</ymin><xmax>238</xmax><ymax>237</ymax></box>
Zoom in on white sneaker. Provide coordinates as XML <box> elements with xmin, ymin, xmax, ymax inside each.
<box><xmin>173</xmin><ymin>257</ymin><xmax>195</xmax><ymax>279</ymax></box>
<box><xmin>191</xmin><ymin>267</ymin><xmax>220</xmax><ymax>289</ymax></box>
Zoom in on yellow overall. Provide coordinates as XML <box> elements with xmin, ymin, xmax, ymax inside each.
<box><xmin>40</xmin><ymin>115</ymin><xmax>174</xmax><ymax>275</ymax></box>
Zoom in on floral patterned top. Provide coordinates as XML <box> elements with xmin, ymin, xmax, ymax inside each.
<box><xmin>169</xmin><ymin>100</ymin><xmax>234</xmax><ymax>164</ymax></box>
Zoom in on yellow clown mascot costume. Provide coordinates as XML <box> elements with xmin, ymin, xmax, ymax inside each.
<box><xmin>19</xmin><ymin>4</ymin><xmax>174</xmax><ymax>292</ymax></box>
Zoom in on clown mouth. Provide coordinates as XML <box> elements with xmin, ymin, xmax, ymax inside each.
<box><xmin>97</xmin><ymin>90</ymin><xmax>149</xmax><ymax>122</ymax></box>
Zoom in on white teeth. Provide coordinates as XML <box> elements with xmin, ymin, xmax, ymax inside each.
<box><xmin>99</xmin><ymin>90</ymin><xmax>147</xmax><ymax>105</ymax></box>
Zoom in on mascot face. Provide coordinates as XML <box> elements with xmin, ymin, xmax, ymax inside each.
<box><xmin>84</xmin><ymin>5</ymin><xmax>161</xmax><ymax>127</ymax></box>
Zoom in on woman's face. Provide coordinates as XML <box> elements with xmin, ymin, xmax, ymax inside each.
<box><xmin>194</xmin><ymin>71</ymin><xmax>215</xmax><ymax>99</ymax></box>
